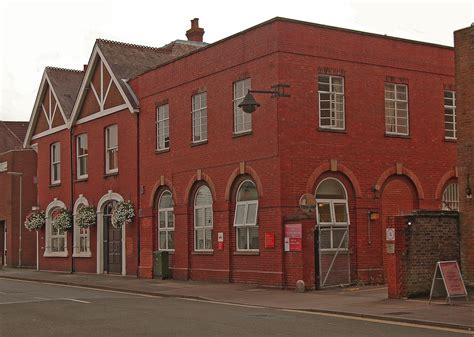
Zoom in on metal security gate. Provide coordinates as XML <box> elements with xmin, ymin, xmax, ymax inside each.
<box><xmin>315</xmin><ymin>178</ymin><xmax>351</xmax><ymax>288</ymax></box>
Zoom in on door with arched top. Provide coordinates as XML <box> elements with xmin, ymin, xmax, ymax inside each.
<box><xmin>103</xmin><ymin>201</ymin><xmax>121</xmax><ymax>274</ymax></box>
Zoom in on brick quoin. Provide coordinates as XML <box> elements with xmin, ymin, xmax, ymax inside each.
<box><xmin>130</xmin><ymin>18</ymin><xmax>456</xmax><ymax>288</ymax></box>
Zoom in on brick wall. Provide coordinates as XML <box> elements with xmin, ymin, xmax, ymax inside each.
<box><xmin>386</xmin><ymin>211</ymin><xmax>460</xmax><ymax>298</ymax></box>
<box><xmin>454</xmin><ymin>25</ymin><xmax>474</xmax><ymax>285</ymax></box>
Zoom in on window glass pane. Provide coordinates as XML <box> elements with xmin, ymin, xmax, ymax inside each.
<box><xmin>317</xmin><ymin>203</ymin><xmax>332</xmax><ymax>223</ymax></box>
<box><xmin>168</xmin><ymin>211</ymin><xmax>174</xmax><ymax>228</ymax></box>
<box><xmin>237</xmin><ymin>181</ymin><xmax>258</xmax><ymax>201</ymax></box>
<box><xmin>159</xmin><ymin>191</ymin><xmax>173</xmax><ymax>208</ymax></box>
<box><xmin>195</xmin><ymin>208</ymin><xmax>203</xmax><ymax>227</ymax></box>
<box><xmin>205</xmin><ymin>228</ymin><xmax>212</xmax><ymax>249</ymax></box>
<box><xmin>237</xmin><ymin>227</ymin><xmax>248</xmax><ymax>250</ymax></box>
<box><xmin>204</xmin><ymin>207</ymin><xmax>213</xmax><ymax>227</ymax></box>
<box><xmin>235</xmin><ymin>204</ymin><xmax>245</xmax><ymax>225</ymax></box>
<box><xmin>195</xmin><ymin>186</ymin><xmax>212</xmax><ymax>205</ymax></box>
<box><xmin>159</xmin><ymin>211</ymin><xmax>166</xmax><ymax>228</ymax></box>
<box><xmin>334</xmin><ymin>203</ymin><xmax>348</xmax><ymax>223</ymax></box>
<box><xmin>316</xmin><ymin>179</ymin><xmax>346</xmax><ymax>199</ymax></box>
<box><xmin>168</xmin><ymin>231</ymin><xmax>174</xmax><ymax>250</ymax></box>
<box><xmin>159</xmin><ymin>231</ymin><xmax>166</xmax><ymax>250</ymax></box>
<box><xmin>246</xmin><ymin>203</ymin><xmax>257</xmax><ymax>225</ymax></box>
<box><xmin>249</xmin><ymin>226</ymin><xmax>259</xmax><ymax>249</ymax></box>
<box><xmin>196</xmin><ymin>229</ymin><xmax>204</xmax><ymax>250</ymax></box>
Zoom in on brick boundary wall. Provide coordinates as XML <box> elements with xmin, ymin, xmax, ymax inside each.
<box><xmin>386</xmin><ymin>211</ymin><xmax>460</xmax><ymax>298</ymax></box>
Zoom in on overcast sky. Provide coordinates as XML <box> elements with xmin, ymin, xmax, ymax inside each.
<box><xmin>0</xmin><ymin>0</ymin><xmax>472</xmax><ymax>121</ymax></box>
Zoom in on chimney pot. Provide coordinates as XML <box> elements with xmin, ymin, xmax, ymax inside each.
<box><xmin>186</xmin><ymin>18</ymin><xmax>204</xmax><ymax>43</ymax></box>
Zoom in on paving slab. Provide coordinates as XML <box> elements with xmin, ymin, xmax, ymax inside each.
<box><xmin>0</xmin><ymin>268</ymin><xmax>472</xmax><ymax>331</ymax></box>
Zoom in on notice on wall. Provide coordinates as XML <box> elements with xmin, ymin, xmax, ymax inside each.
<box><xmin>429</xmin><ymin>261</ymin><xmax>468</xmax><ymax>305</ymax></box>
<box><xmin>284</xmin><ymin>223</ymin><xmax>302</xmax><ymax>252</ymax></box>
<box><xmin>386</xmin><ymin>228</ymin><xmax>395</xmax><ymax>241</ymax></box>
<box><xmin>265</xmin><ymin>232</ymin><xmax>275</xmax><ymax>249</ymax></box>
<box><xmin>0</xmin><ymin>161</ymin><xmax>7</xmax><ymax>172</ymax></box>
<box><xmin>217</xmin><ymin>232</ymin><xmax>224</xmax><ymax>250</ymax></box>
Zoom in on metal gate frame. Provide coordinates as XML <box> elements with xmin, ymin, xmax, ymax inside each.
<box><xmin>318</xmin><ymin>224</ymin><xmax>350</xmax><ymax>288</ymax></box>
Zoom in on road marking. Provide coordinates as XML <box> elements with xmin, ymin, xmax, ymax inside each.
<box><xmin>0</xmin><ymin>299</ymin><xmax>50</xmax><ymax>305</ymax></box>
<box><xmin>280</xmin><ymin>309</ymin><xmax>474</xmax><ymax>335</ymax></box>
<box><xmin>0</xmin><ymin>291</ymin><xmax>7</xmax><ymax>294</ymax></box>
<box><xmin>179</xmin><ymin>297</ymin><xmax>264</xmax><ymax>309</ymax></box>
<box><xmin>62</xmin><ymin>298</ymin><xmax>91</xmax><ymax>304</ymax></box>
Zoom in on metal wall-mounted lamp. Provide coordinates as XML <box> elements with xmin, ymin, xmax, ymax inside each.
<box><xmin>467</xmin><ymin>174</ymin><xmax>473</xmax><ymax>199</ymax></box>
<box><xmin>238</xmin><ymin>83</ymin><xmax>290</xmax><ymax>113</ymax></box>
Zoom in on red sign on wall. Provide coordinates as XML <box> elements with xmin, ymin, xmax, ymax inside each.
<box><xmin>217</xmin><ymin>242</ymin><xmax>224</xmax><ymax>251</ymax></box>
<box><xmin>265</xmin><ymin>232</ymin><xmax>275</xmax><ymax>249</ymax></box>
<box><xmin>284</xmin><ymin>223</ymin><xmax>302</xmax><ymax>252</ymax></box>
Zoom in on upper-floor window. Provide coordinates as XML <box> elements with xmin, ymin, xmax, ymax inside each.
<box><xmin>156</xmin><ymin>104</ymin><xmax>170</xmax><ymax>150</ymax></box>
<box><xmin>318</xmin><ymin>75</ymin><xmax>345</xmax><ymax>130</ymax></box>
<box><xmin>105</xmin><ymin>125</ymin><xmax>118</xmax><ymax>174</ymax></box>
<box><xmin>233</xmin><ymin>79</ymin><xmax>252</xmax><ymax>134</ymax></box>
<box><xmin>76</xmin><ymin>134</ymin><xmax>88</xmax><ymax>179</ymax></box>
<box><xmin>234</xmin><ymin>180</ymin><xmax>259</xmax><ymax>251</ymax></box>
<box><xmin>192</xmin><ymin>92</ymin><xmax>208</xmax><ymax>143</ymax></box>
<box><xmin>158</xmin><ymin>190</ymin><xmax>174</xmax><ymax>251</ymax></box>
<box><xmin>385</xmin><ymin>83</ymin><xmax>409</xmax><ymax>136</ymax></box>
<box><xmin>444</xmin><ymin>91</ymin><xmax>456</xmax><ymax>140</ymax></box>
<box><xmin>442</xmin><ymin>182</ymin><xmax>459</xmax><ymax>211</ymax></box>
<box><xmin>194</xmin><ymin>185</ymin><xmax>213</xmax><ymax>251</ymax></box>
<box><xmin>50</xmin><ymin>142</ymin><xmax>60</xmax><ymax>184</ymax></box>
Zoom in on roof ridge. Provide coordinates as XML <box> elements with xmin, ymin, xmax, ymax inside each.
<box><xmin>96</xmin><ymin>38</ymin><xmax>172</xmax><ymax>52</ymax></box>
<box><xmin>46</xmin><ymin>66</ymin><xmax>83</xmax><ymax>73</ymax></box>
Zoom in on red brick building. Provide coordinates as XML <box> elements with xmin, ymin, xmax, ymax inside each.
<box><xmin>0</xmin><ymin>121</ymin><xmax>37</xmax><ymax>268</ymax></box>
<box><xmin>26</xmin><ymin>18</ymin><xmax>458</xmax><ymax>288</ymax></box>
<box><xmin>455</xmin><ymin>24</ymin><xmax>474</xmax><ymax>285</ymax></box>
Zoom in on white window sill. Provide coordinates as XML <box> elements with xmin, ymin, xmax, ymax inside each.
<box><xmin>72</xmin><ymin>251</ymin><xmax>92</xmax><ymax>258</ymax></box>
<box><xmin>234</xmin><ymin>250</ymin><xmax>259</xmax><ymax>256</ymax></box>
<box><xmin>44</xmin><ymin>250</ymin><xmax>68</xmax><ymax>258</ymax></box>
<box><xmin>193</xmin><ymin>250</ymin><xmax>214</xmax><ymax>254</ymax></box>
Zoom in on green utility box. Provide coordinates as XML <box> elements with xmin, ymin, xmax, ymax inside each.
<box><xmin>153</xmin><ymin>251</ymin><xmax>170</xmax><ymax>279</ymax></box>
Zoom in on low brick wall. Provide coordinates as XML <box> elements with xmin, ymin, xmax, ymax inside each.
<box><xmin>386</xmin><ymin>211</ymin><xmax>460</xmax><ymax>298</ymax></box>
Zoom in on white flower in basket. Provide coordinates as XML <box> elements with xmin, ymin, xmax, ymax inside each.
<box><xmin>52</xmin><ymin>208</ymin><xmax>72</xmax><ymax>231</ymax></box>
<box><xmin>76</xmin><ymin>205</ymin><xmax>96</xmax><ymax>228</ymax></box>
<box><xmin>111</xmin><ymin>201</ymin><xmax>135</xmax><ymax>229</ymax></box>
<box><xmin>24</xmin><ymin>210</ymin><xmax>46</xmax><ymax>231</ymax></box>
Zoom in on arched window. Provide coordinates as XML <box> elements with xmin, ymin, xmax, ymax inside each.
<box><xmin>73</xmin><ymin>203</ymin><xmax>91</xmax><ymax>256</ymax></box>
<box><xmin>194</xmin><ymin>186</ymin><xmax>213</xmax><ymax>251</ymax></box>
<box><xmin>44</xmin><ymin>199</ymin><xmax>67</xmax><ymax>257</ymax></box>
<box><xmin>158</xmin><ymin>191</ymin><xmax>174</xmax><ymax>251</ymax></box>
<box><xmin>234</xmin><ymin>180</ymin><xmax>259</xmax><ymax>251</ymax></box>
<box><xmin>442</xmin><ymin>183</ymin><xmax>459</xmax><ymax>211</ymax></box>
<box><xmin>316</xmin><ymin>178</ymin><xmax>349</xmax><ymax>251</ymax></box>
<box><xmin>50</xmin><ymin>209</ymin><xmax>67</xmax><ymax>253</ymax></box>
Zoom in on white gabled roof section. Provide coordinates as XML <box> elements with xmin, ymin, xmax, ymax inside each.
<box><xmin>67</xmin><ymin>45</ymin><xmax>135</xmax><ymax>129</ymax></box>
<box><xmin>23</xmin><ymin>70</ymin><xmax>68</xmax><ymax>148</ymax></box>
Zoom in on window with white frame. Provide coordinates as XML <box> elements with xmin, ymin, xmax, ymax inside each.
<box><xmin>442</xmin><ymin>182</ymin><xmax>459</xmax><ymax>211</ymax></box>
<box><xmin>194</xmin><ymin>186</ymin><xmax>213</xmax><ymax>251</ymax></box>
<box><xmin>105</xmin><ymin>125</ymin><xmax>118</xmax><ymax>174</ymax></box>
<box><xmin>192</xmin><ymin>92</ymin><xmax>208</xmax><ymax>143</ymax></box>
<box><xmin>158</xmin><ymin>190</ymin><xmax>174</xmax><ymax>251</ymax></box>
<box><xmin>234</xmin><ymin>180</ymin><xmax>259</xmax><ymax>251</ymax></box>
<box><xmin>74</xmin><ymin>203</ymin><xmax>90</xmax><ymax>255</ymax></box>
<box><xmin>385</xmin><ymin>83</ymin><xmax>409</xmax><ymax>135</ymax></box>
<box><xmin>50</xmin><ymin>209</ymin><xmax>67</xmax><ymax>253</ymax></box>
<box><xmin>318</xmin><ymin>75</ymin><xmax>345</xmax><ymax>130</ymax></box>
<box><xmin>76</xmin><ymin>134</ymin><xmax>88</xmax><ymax>179</ymax></box>
<box><xmin>444</xmin><ymin>91</ymin><xmax>456</xmax><ymax>140</ymax></box>
<box><xmin>316</xmin><ymin>178</ymin><xmax>350</xmax><ymax>251</ymax></box>
<box><xmin>51</xmin><ymin>142</ymin><xmax>61</xmax><ymax>184</ymax></box>
<box><xmin>233</xmin><ymin>79</ymin><xmax>252</xmax><ymax>134</ymax></box>
<box><xmin>156</xmin><ymin>104</ymin><xmax>170</xmax><ymax>150</ymax></box>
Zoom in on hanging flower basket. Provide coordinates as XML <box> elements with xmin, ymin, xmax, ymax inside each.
<box><xmin>111</xmin><ymin>201</ymin><xmax>135</xmax><ymax>229</ymax></box>
<box><xmin>52</xmin><ymin>208</ymin><xmax>72</xmax><ymax>231</ymax></box>
<box><xmin>24</xmin><ymin>210</ymin><xmax>45</xmax><ymax>231</ymax></box>
<box><xmin>76</xmin><ymin>205</ymin><xmax>96</xmax><ymax>228</ymax></box>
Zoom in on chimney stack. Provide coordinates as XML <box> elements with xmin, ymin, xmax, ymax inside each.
<box><xmin>186</xmin><ymin>18</ymin><xmax>204</xmax><ymax>43</ymax></box>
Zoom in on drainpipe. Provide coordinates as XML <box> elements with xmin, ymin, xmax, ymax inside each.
<box><xmin>136</xmin><ymin>108</ymin><xmax>141</xmax><ymax>277</ymax></box>
<box><xmin>70</xmin><ymin>128</ymin><xmax>75</xmax><ymax>273</ymax></box>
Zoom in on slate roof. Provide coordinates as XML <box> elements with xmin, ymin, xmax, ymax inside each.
<box><xmin>0</xmin><ymin>121</ymin><xmax>29</xmax><ymax>153</ymax></box>
<box><xmin>45</xmin><ymin>67</ymin><xmax>84</xmax><ymax>118</ymax></box>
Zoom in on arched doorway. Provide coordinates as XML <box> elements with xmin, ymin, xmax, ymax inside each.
<box><xmin>316</xmin><ymin>178</ymin><xmax>350</xmax><ymax>288</ymax></box>
<box><xmin>103</xmin><ymin>201</ymin><xmax>121</xmax><ymax>274</ymax></box>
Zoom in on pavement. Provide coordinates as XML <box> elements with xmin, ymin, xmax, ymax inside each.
<box><xmin>0</xmin><ymin>267</ymin><xmax>473</xmax><ymax>332</ymax></box>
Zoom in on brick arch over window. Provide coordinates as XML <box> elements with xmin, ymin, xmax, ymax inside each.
<box><xmin>149</xmin><ymin>177</ymin><xmax>177</xmax><ymax>208</ymax></box>
<box><xmin>224</xmin><ymin>165</ymin><xmax>263</xmax><ymax>201</ymax></box>
<box><xmin>435</xmin><ymin>169</ymin><xmax>458</xmax><ymax>201</ymax></box>
<box><xmin>375</xmin><ymin>167</ymin><xmax>424</xmax><ymax>200</ymax></box>
<box><xmin>183</xmin><ymin>172</ymin><xmax>217</xmax><ymax>205</ymax></box>
<box><xmin>306</xmin><ymin>163</ymin><xmax>362</xmax><ymax>198</ymax></box>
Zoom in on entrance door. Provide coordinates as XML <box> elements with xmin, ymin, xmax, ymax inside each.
<box><xmin>316</xmin><ymin>178</ymin><xmax>350</xmax><ymax>288</ymax></box>
<box><xmin>103</xmin><ymin>202</ymin><xmax>122</xmax><ymax>274</ymax></box>
<box><xmin>0</xmin><ymin>221</ymin><xmax>5</xmax><ymax>266</ymax></box>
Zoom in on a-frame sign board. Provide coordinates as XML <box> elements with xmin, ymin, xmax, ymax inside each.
<box><xmin>429</xmin><ymin>261</ymin><xmax>469</xmax><ymax>305</ymax></box>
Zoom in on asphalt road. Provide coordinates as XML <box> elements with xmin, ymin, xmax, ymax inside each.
<box><xmin>0</xmin><ymin>278</ymin><xmax>471</xmax><ymax>337</ymax></box>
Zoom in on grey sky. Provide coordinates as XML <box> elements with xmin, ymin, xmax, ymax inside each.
<box><xmin>0</xmin><ymin>0</ymin><xmax>472</xmax><ymax>121</ymax></box>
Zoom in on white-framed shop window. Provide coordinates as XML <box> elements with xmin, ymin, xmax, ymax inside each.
<box><xmin>194</xmin><ymin>185</ymin><xmax>213</xmax><ymax>251</ymax></box>
<box><xmin>385</xmin><ymin>83</ymin><xmax>409</xmax><ymax>135</ymax></box>
<box><xmin>50</xmin><ymin>142</ymin><xmax>61</xmax><ymax>184</ymax></box>
<box><xmin>192</xmin><ymin>92</ymin><xmax>208</xmax><ymax>143</ymax></box>
<box><xmin>158</xmin><ymin>190</ymin><xmax>174</xmax><ymax>251</ymax></box>
<box><xmin>444</xmin><ymin>91</ymin><xmax>456</xmax><ymax>140</ymax></box>
<box><xmin>442</xmin><ymin>182</ymin><xmax>459</xmax><ymax>211</ymax></box>
<box><xmin>105</xmin><ymin>125</ymin><xmax>118</xmax><ymax>174</ymax></box>
<box><xmin>76</xmin><ymin>134</ymin><xmax>88</xmax><ymax>179</ymax></box>
<box><xmin>233</xmin><ymin>78</ymin><xmax>252</xmax><ymax>134</ymax></box>
<box><xmin>234</xmin><ymin>180</ymin><xmax>259</xmax><ymax>251</ymax></box>
<box><xmin>316</xmin><ymin>178</ymin><xmax>350</xmax><ymax>251</ymax></box>
<box><xmin>156</xmin><ymin>104</ymin><xmax>170</xmax><ymax>150</ymax></box>
<box><xmin>318</xmin><ymin>75</ymin><xmax>345</xmax><ymax>130</ymax></box>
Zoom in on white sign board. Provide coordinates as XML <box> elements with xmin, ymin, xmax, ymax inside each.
<box><xmin>0</xmin><ymin>162</ymin><xmax>7</xmax><ymax>172</ymax></box>
<box><xmin>218</xmin><ymin>232</ymin><xmax>224</xmax><ymax>243</ymax></box>
<box><xmin>386</xmin><ymin>228</ymin><xmax>395</xmax><ymax>241</ymax></box>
